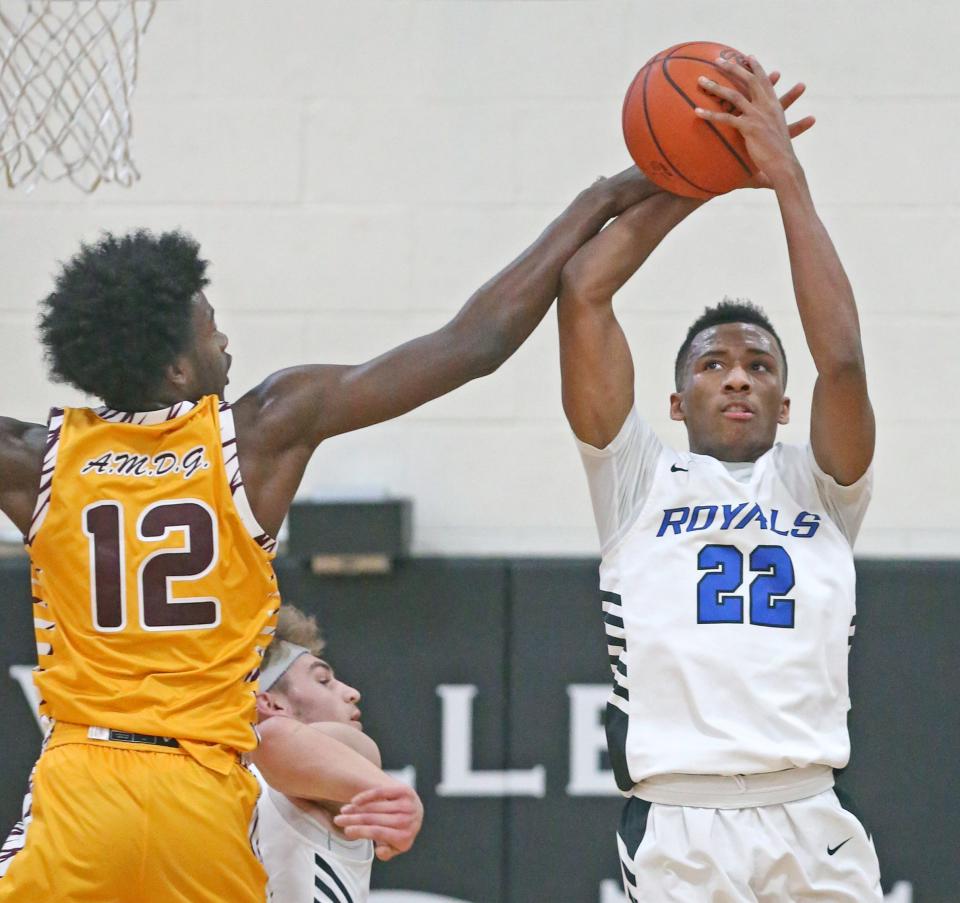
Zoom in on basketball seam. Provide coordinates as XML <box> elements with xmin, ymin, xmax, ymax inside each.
<box><xmin>639</xmin><ymin>63</ymin><xmax>716</xmax><ymax>197</ymax></box>
<box><xmin>660</xmin><ymin>56</ymin><xmax>754</xmax><ymax>178</ymax></box>
<box><xmin>648</xmin><ymin>41</ymin><xmax>703</xmax><ymax>64</ymax></box>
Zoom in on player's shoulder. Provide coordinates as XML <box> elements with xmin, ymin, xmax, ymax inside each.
<box><xmin>764</xmin><ymin>441</ymin><xmax>822</xmax><ymax>493</ymax></box>
<box><xmin>0</xmin><ymin>416</ymin><xmax>48</xmax><ymax>476</ymax></box>
<box><xmin>0</xmin><ymin>415</ymin><xmax>48</xmax><ymax>447</ymax></box>
<box><xmin>766</xmin><ymin>441</ymin><xmax>855</xmax><ymax>515</ymax></box>
<box><xmin>0</xmin><ymin>416</ymin><xmax>51</xmax><ymax>533</ymax></box>
<box><xmin>230</xmin><ymin>366</ymin><xmax>337</xmax><ymax>447</ymax></box>
<box><xmin>768</xmin><ymin>441</ymin><xmax>812</xmax><ymax>473</ymax></box>
<box><xmin>768</xmin><ymin>441</ymin><xmax>861</xmax><ymax>487</ymax></box>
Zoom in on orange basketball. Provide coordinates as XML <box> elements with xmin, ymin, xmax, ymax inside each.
<box><xmin>623</xmin><ymin>41</ymin><xmax>757</xmax><ymax>199</ymax></box>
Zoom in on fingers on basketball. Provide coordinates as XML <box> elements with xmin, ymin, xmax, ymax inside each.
<box><xmin>622</xmin><ymin>42</ymin><xmax>761</xmax><ymax>199</ymax></box>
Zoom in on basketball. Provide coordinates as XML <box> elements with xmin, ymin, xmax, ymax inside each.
<box><xmin>623</xmin><ymin>41</ymin><xmax>757</xmax><ymax>199</ymax></box>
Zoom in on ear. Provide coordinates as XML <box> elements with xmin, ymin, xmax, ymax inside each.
<box><xmin>778</xmin><ymin>395</ymin><xmax>791</xmax><ymax>425</ymax></box>
<box><xmin>669</xmin><ymin>391</ymin><xmax>685</xmax><ymax>422</ymax></box>
<box><xmin>255</xmin><ymin>691</ymin><xmax>287</xmax><ymax>720</ymax></box>
<box><xmin>163</xmin><ymin>354</ymin><xmax>193</xmax><ymax>393</ymax></box>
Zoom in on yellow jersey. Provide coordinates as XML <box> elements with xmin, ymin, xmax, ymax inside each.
<box><xmin>27</xmin><ymin>395</ymin><xmax>279</xmax><ymax>772</ymax></box>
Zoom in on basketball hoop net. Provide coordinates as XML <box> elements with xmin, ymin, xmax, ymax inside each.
<box><xmin>0</xmin><ymin>0</ymin><xmax>157</xmax><ymax>193</ymax></box>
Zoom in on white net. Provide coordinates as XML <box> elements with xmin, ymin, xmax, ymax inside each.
<box><xmin>0</xmin><ymin>0</ymin><xmax>156</xmax><ymax>192</ymax></box>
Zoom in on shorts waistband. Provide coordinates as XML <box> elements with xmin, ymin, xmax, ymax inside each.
<box><xmin>630</xmin><ymin>764</ymin><xmax>835</xmax><ymax>809</ymax></box>
<box><xmin>48</xmin><ymin>722</ymin><xmax>188</xmax><ymax>755</ymax></box>
<box><xmin>89</xmin><ymin>727</ymin><xmax>180</xmax><ymax>748</ymax></box>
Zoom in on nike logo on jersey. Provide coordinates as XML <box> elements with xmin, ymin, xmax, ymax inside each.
<box><xmin>827</xmin><ymin>837</ymin><xmax>852</xmax><ymax>855</ymax></box>
<box><xmin>670</xmin><ymin>464</ymin><xmax>688</xmax><ymax>473</ymax></box>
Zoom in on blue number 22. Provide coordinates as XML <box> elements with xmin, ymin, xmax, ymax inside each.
<box><xmin>697</xmin><ymin>544</ymin><xmax>795</xmax><ymax>628</ymax></box>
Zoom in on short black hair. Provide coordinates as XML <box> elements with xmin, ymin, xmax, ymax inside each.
<box><xmin>39</xmin><ymin>230</ymin><xmax>209</xmax><ymax>409</ymax></box>
<box><xmin>674</xmin><ymin>298</ymin><xmax>787</xmax><ymax>390</ymax></box>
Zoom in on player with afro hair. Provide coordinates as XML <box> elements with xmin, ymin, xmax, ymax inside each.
<box><xmin>39</xmin><ymin>229</ymin><xmax>209</xmax><ymax>411</ymax></box>
<box><xmin>0</xmin><ymin>166</ymin><xmax>664</xmax><ymax>902</ymax></box>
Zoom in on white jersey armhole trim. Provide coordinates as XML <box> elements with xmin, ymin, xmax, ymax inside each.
<box><xmin>599</xmin><ymin>445</ymin><xmax>674</xmax><ymax>562</ymax></box>
<box><xmin>576</xmin><ymin>416</ymin><xmax>629</xmax><ymax>557</ymax></box>
<box><xmin>572</xmin><ymin>405</ymin><xmax>639</xmax><ymax>459</ymax></box>
<box><xmin>805</xmin><ymin>443</ymin><xmax>873</xmax><ymax>496</ymax></box>
<box><xmin>804</xmin><ymin>444</ymin><xmax>873</xmax><ymax>546</ymax></box>
<box><xmin>26</xmin><ymin>408</ymin><xmax>65</xmax><ymax>545</ymax></box>
<box><xmin>217</xmin><ymin>402</ymin><xmax>277</xmax><ymax>554</ymax></box>
<box><xmin>574</xmin><ymin>407</ymin><xmax>667</xmax><ymax>558</ymax></box>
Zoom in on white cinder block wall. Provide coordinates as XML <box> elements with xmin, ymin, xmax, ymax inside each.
<box><xmin>2</xmin><ymin>0</ymin><xmax>958</xmax><ymax>557</ymax></box>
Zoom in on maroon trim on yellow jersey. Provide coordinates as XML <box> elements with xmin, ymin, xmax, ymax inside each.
<box><xmin>25</xmin><ymin>407</ymin><xmax>65</xmax><ymax>546</ymax></box>
<box><xmin>216</xmin><ymin>400</ymin><xmax>278</xmax><ymax>555</ymax></box>
<box><xmin>94</xmin><ymin>400</ymin><xmax>198</xmax><ymax>426</ymax></box>
<box><xmin>26</xmin><ymin>396</ymin><xmax>281</xmax><ymax>764</ymax></box>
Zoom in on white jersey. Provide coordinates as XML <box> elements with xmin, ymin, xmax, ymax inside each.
<box><xmin>252</xmin><ymin>767</ymin><xmax>373</xmax><ymax>903</ymax></box>
<box><xmin>577</xmin><ymin>407</ymin><xmax>872</xmax><ymax>789</ymax></box>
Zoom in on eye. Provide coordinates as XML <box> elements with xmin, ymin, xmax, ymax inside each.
<box><xmin>752</xmin><ymin>361</ymin><xmax>770</xmax><ymax>372</ymax></box>
<box><xmin>704</xmin><ymin>360</ymin><xmax>722</xmax><ymax>370</ymax></box>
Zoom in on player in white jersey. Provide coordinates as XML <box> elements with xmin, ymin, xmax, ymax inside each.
<box><xmin>251</xmin><ymin>605</ymin><xmax>423</xmax><ymax>903</ymax></box>
<box><xmin>557</xmin><ymin>56</ymin><xmax>881</xmax><ymax>900</ymax></box>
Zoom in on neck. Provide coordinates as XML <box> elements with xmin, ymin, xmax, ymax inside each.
<box><xmin>103</xmin><ymin>396</ymin><xmax>193</xmax><ymax>413</ymax></box>
<box><xmin>688</xmin><ymin>439</ymin><xmax>773</xmax><ymax>463</ymax></box>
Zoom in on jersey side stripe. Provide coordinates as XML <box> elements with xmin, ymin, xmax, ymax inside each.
<box><xmin>217</xmin><ymin>402</ymin><xmax>277</xmax><ymax>554</ymax></box>
<box><xmin>0</xmin><ymin>728</ymin><xmax>52</xmax><ymax>876</ymax></box>
<box><xmin>314</xmin><ymin>874</ymin><xmax>349</xmax><ymax>903</ymax></box>
<box><xmin>314</xmin><ymin>853</ymin><xmax>354</xmax><ymax>903</ymax></box>
<box><xmin>26</xmin><ymin>407</ymin><xmax>64</xmax><ymax>544</ymax></box>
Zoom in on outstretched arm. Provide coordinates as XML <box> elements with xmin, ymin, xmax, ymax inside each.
<box><xmin>697</xmin><ymin>56</ymin><xmax>874</xmax><ymax>484</ymax></box>
<box><xmin>0</xmin><ymin>418</ymin><xmax>47</xmax><ymax>537</ymax></box>
<box><xmin>558</xmin><ymin>193</ymin><xmax>703</xmax><ymax>448</ymax></box>
<box><xmin>233</xmin><ymin>169</ymin><xmax>660</xmax><ymax>533</ymax></box>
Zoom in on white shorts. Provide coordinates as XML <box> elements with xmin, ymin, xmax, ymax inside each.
<box><xmin>616</xmin><ymin>788</ymin><xmax>882</xmax><ymax>902</ymax></box>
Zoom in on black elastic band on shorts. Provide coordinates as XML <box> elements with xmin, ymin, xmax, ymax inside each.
<box><xmin>107</xmin><ymin>730</ymin><xmax>179</xmax><ymax>749</ymax></box>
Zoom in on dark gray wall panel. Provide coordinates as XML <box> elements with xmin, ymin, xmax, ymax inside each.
<box><xmin>0</xmin><ymin>556</ymin><xmax>957</xmax><ymax>901</ymax></box>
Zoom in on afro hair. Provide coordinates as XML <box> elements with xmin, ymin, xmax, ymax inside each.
<box><xmin>38</xmin><ymin>229</ymin><xmax>209</xmax><ymax>409</ymax></box>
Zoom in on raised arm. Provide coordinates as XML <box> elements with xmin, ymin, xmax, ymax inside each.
<box><xmin>0</xmin><ymin>418</ymin><xmax>47</xmax><ymax>537</ymax></box>
<box><xmin>557</xmin><ymin>193</ymin><xmax>703</xmax><ymax>448</ymax></box>
<box><xmin>697</xmin><ymin>56</ymin><xmax>874</xmax><ymax>484</ymax></box>
<box><xmin>233</xmin><ymin>169</ymin><xmax>660</xmax><ymax>533</ymax></box>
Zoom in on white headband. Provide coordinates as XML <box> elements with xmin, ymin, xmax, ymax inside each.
<box><xmin>260</xmin><ymin>641</ymin><xmax>311</xmax><ymax>691</ymax></box>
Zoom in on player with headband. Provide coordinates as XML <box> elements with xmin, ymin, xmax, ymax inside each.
<box><xmin>251</xmin><ymin>605</ymin><xmax>422</xmax><ymax>903</ymax></box>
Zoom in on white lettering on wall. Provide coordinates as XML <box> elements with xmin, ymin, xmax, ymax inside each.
<box><xmin>435</xmin><ymin>684</ymin><xmax>545</xmax><ymax>797</ymax></box>
<box><xmin>385</xmin><ymin>765</ymin><xmax>417</xmax><ymax>789</ymax></box>
<box><xmin>567</xmin><ymin>684</ymin><xmax>618</xmax><ymax>796</ymax></box>
<box><xmin>600</xmin><ymin>880</ymin><xmax>627</xmax><ymax>903</ymax></box>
